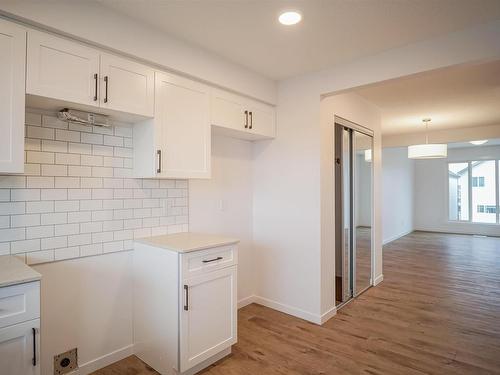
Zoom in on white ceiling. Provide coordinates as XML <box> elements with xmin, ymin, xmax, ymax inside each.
<box><xmin>96</xmin><ymin>0</ymin><xmax>500</xmax><ymax>80</ymax></box>
<box><xmin>355</xmin><ymin>60</ymin><xmax>500</xmax><ymax>135</ymax></box>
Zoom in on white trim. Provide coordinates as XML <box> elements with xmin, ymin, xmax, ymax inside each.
<box><xmin>252</xmin><ymin>295</ymin><xmax>322</xmax><ymax>324</ymax></box>
<box><xmin>238</xmin><ymin>295</ymin><xmax>256</xmax><ymax>309</ymax></box>
<box><xmin>320</xmin><ymin>306</ymin><xmax>337</xmax><ymax>324</ymax></box>
<box><xmin>382</xmin><ymin>230</ymin><xmax>413</xmax><ymax>245</ymax></box>
<box><xmin>374</xmin><ymin>274</ymin><xmax>384</xmax><ymax>286</ymax></box>
<box><xmin>70</xmin><ymin>344</ymin><xmax>134</xmax><ymax>375</ymax></box>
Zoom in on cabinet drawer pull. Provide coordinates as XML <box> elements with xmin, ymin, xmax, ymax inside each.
<box><xmin>184</xmin><ymin>285</ymin><xmax>189</xmax><ymax>311</ymax></box>
<box><xmin>244</xmin><ymin>110</ymin><xmax>249</xmax><ymax>129</ymax></box>
<box><xmin>249</xmin><ymin>111</ymin><xmax>253</xmax><ymax>129</ymax></box>
<box><xmin>104</xmin><ymin>76</ymin><xmax>109</xmax><ymax>103</ymax></box>
<box><xmin>156</xmin><ymin>149</ymin><xmax>162</xmax><ymax>174</ymax></box>
<box><xmin>32</xmin><ymin>327</ymin><xmax>36</xmax><ymax>366</ymax></box>
<box><xmin>202</xmin><ymin>256</ymin><xmax>223</xmax><ymax>263</ymax></box>
<box><xmin>93</xmin><ymin>73</ymin><xmax>98</xmax><ymax>101</ymax></box>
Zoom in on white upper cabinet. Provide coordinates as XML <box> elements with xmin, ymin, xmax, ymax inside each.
<box><xmin>133</xmin><ymin>72</ymin><xmax>211</xmax><ymax>179</ymax></box>
<box><xmin>99</xmin><ymin>53</ymin><xmax>154</xmax><ymax>117</ymax></box>
<box><xmin>27</xmin><ymin>30</ymin><xmax>100</xmax><ymax>107</ymax></box>
<box><xmin>0</xmin><ymin>19</ymin><xmax>26</xmax><ymax>174</ymax></box>
<box><xmin>156</xmin><ymin>72</ymin><xmax>211</xmax><ymax>178</ymax></box>
<box><xmin>27</xmin><ymin>31</ymin><xmax>154</xmax><ymax>118</ymax></box>
<box><xmin>211</xmin><ymin>88</ymin><xmax>276</xmax><ymax>140</ymax></box>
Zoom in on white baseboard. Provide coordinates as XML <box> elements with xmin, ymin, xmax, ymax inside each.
<box><xmin>239</xmin><ymin>295</ymin><xmax>337</xmax><ymax>325</ymax></box>
<box><xmin>320</xmin><ymin>306</ymin><xmax>337</xmax><ymax>324</ymax></box>
<box><xmin>374</xmin><ymin>274</ymin><xmax>384</xmax><ymax>286</ymax></box>
<box><xmin>383</xmin><ymin>229</ymin><xmax>413</xmax><ymax>245</ymax></box>
<box><xmin>252</xmin><ymin>295</ymin><xmax>322</xmax><ymax>324</ymax></box>
<box><xmin>71</xmin><ymin>344</ymin><xmax>134</xmax><ymax>375</ymax></box>
<box><xmin>238</xmin><ymin>295</ymin><xmax>257</xmax><ymax>309</ymax></box>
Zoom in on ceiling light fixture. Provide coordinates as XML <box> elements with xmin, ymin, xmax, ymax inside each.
<box><xmin>408</xmin><ymin>118</ymin><xmax>447</xmax><ymax>159</ymax></box>
<box><xmin>469</xmin><ymin>140</ymin><xmax>488</xmax><ymax>146</ymax></box>
<box><xmin>279</xmin><ymin>11</ymin><xmax>302</xmax><ymax>25</ymax></box>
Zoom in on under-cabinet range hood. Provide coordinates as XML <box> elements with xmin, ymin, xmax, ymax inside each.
<box><xmin>57</xmin><ymin>108</ymin><xmax>110</xmax><ymax>127</ymax></box>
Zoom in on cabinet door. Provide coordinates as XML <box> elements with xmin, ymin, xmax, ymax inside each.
<box><xmin>0</xmin><ymin>19</ymin><xmax>25</xmax><ymax>173</ymax></box>
<box><xmin>248</xmin><ymin>103</ymin><xmax>276</xmax><ymax>139</ymax></box>
<box><xmin>180</xmin><ymin>267</ymin><xmax>237</xmax><ymax>372</ymax></box>
<box><xmin>27</xmin><ymin>30</ymin><xmax>99</xmax><ymax>107</ymax></box>
<box><xmin>211</xmin><ymin>89</ymin><xmax>246</xmax><ymax>132</ymax></box>
<box><xmin>156</xmin><ymin>72</ymin><xmax>211</xmax><ymax>178</ymax></box>
<box><xmin>0</xmin><ymin>319</ymin><xmax>40</xmax><ymax>375</ymax></box>
<box><xmin>100</xmin><ymin>53</ymin><xmax>154</xmax><ymax>117</ymax></box>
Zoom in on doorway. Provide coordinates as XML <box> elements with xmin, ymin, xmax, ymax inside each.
<box><xmin>334</xmin><ymin>118</ymin><xmax>373</xmax><ymax>307</ymax></box>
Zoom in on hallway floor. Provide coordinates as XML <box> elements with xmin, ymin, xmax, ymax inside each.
<box><xmin>93</xmin><ymin>231</ymin><xmax>500</xmax><ymax>375</ymax></box>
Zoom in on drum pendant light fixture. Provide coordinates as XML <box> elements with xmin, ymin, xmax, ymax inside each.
<box><xmin>408</xmin><ymin>118</ymin><xmax>447</xmax><ymax>159</ymax></box>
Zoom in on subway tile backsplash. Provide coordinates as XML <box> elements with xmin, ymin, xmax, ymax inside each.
<box><xmin>0</xmin><ymin>111</ymin><xmax>188</xmax><ymax>265</ymax></box>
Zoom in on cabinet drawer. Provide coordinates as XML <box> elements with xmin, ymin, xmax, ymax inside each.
<box><xmin>181</xmin><ymin>245</ymin><xmax>237</xmax><ymax>279</ymax></box>
<box><xmin>0</xmin><ymin>282</ymin><xmax>40</xmax><ymax>329</ymax></box>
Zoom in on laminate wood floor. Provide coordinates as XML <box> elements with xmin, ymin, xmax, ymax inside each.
<box><xmin>92</xmin><ymin>231</ymin><xmax>500</xmax><ymax>375</ymax></box>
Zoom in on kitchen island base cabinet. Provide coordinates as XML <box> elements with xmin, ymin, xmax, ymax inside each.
<box><xmin>133</xmin><ymin>238</ymin><xmax>238</xmax><ymax>375</ymax></box>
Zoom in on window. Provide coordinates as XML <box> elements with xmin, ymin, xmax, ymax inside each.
<box><xmin>472</xmin><ymin>176</ymin><xmax>485</xmax><ymax>187</ymax></box>
<box><xmin>448</xmin><ymin>163</ymin><xmax>469</xmax><ymax>221</ymax></box>
<box><xmin>486</xmin><ymin>205</ymin><xmax>497</xmax><ymax>214</ymax></box>
<box><xmin>448</xmin><ymin>160</ymin><xmax>499</xmax><ymax>224</ymax></box>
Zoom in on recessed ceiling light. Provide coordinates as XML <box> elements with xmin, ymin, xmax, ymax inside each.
<box><xmin>469</xmin><ymin>140</ymin><xmax>488</xmax><ymax>145</ymax></box>
<box><xmin>279</xmin><ymin>11</ymin><xmax>302</xmax><ymax>25</ymax></box>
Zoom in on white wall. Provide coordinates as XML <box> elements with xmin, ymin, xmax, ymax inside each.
<box><xmin>253</xmin><ymin>76</ymin><xmax>323</xmax><ymax>323</ymax></box>
<box><xmin>189</xmin><ymin>135</ymin><xmax>255</xmax><ymax>304</ymax></box>
<box><xmin>0</xmin><ymin>0</ymin><xmax>276</xmax><ymax>104</ymax></box>
<box><xmin>34</xmin><ymin>251</ymin><xmax>133</xmax><ymax>375</ymax></box>
<box><xmin>415</xmin><ymin>145</ymin><xmax>500</xmax><ymax>236</ymax></box>
<box><xmin>382</xmin><ymin>147</ymin><xmax>415</xmax><ymax>244</ymax></box>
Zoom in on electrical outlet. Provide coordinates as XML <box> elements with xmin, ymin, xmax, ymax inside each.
<box><xmin>54</xmin><ymin>348</ymin><xmax>78</xmax><ymax>374</ymax></box>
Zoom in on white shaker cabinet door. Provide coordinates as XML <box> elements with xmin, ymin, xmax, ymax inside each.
<box><xmin>0</xmin><ymin>19</ymin><xmax>25</xmax><ymax>173</ymax></box>
<box><xmin>210</xmin><ymin>89</ymin><xmax>247</xmax><ymax>132</ymax></box>
<box><xmin>0</xmin><ymin>319</ymin><xmax>40</xmax><ymax>375</ymax></box>
<box><xmin>100</xmin><ymin>53</ymin><xmax>154</xmax><ymax>117</ymax></box>
<box><xmin>27</xmin><ymin>30</ymin><xmax>100</xmax><ymax>107</ymax></box>
<box><xmin>180</xmin><ymin>267</ymin><xmax>237</xmax><ymax>372</ymax></box>
<box><xmin>247</xmin><ymin>102</ymin><xmax>276</xmax><ymax>139</ymax></box>
<box><xmin>155</xmin><ymin>72</ymin><xmax>211</xmax><ymax>178</ymax></box>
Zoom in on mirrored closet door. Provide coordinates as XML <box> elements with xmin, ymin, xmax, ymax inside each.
<box><xmin>334</xmin><ymin>119</ymin><xmax>373</xmax><ymax>308</ymax></box>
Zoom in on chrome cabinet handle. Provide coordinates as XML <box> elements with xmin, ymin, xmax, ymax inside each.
<box><xmin>93</xmin><ymin>73</ymin><xmax>98</xmax><ymax>101</ymax></box>
<box><xmin>104</xmin><ymin>76</ymin><xmax>109</xmax><ymax>103</ymax></box>
<box><xmin>156</xmin><ymin>150</ymin><xmax>162</xmax><ymax>174</ymax></box>
<box><xmin>184</xmin><ymin>285</ymin><xmax>189</xmax><ymax>311</ymax></box>
<box><xmin>249</xmin><ymin>111</ymin><xmax>253</xmax><ymax>130</ymax></box>
<box><xmin>202</xmin><ymin>256</ymin><xmax>223</xmax><ymax>263</ymax></box>
<box><xmin>244</xmin><ymin>110</ymin><xmax>249</xmax><ymax>128</ymax></box>
<box><xmin>32</xmin><ymin>328</ymin><xmax>37</xmax><ymax>366</ymax></box>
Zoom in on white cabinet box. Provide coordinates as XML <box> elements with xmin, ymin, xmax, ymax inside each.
<box><xmin>134</xmin><ymin>72</ymin><xmax>211</xmax><ymax>179</ymax></box>
<box><xmin>27</xmin><ymin>30</ymin><xmax>154</xmax><ymax>118</ymax></box>
<box><xmin>133</xmin><ymin>233</ymin><xmax>238</xmax><ymax>375</ymax></box>
<box><xmin>211</xmin><ymin>88</ymin><xmax>276</xmax><ymax>140</ymax></box>
<box><xmin>0</xmin><ymin>19</ymin><xmax>26</xmax><ymax>173</ymax></box>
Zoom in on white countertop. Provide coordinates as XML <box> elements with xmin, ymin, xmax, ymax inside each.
<box><xmin>0</xmin><ymin>255</ymin><xmax>41</xmax><ymax>288</ymax></box>
<box><xmin>135</xmin><ymin>232</ymin><xmax>239</xmax><ymax>253</ymax></box>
